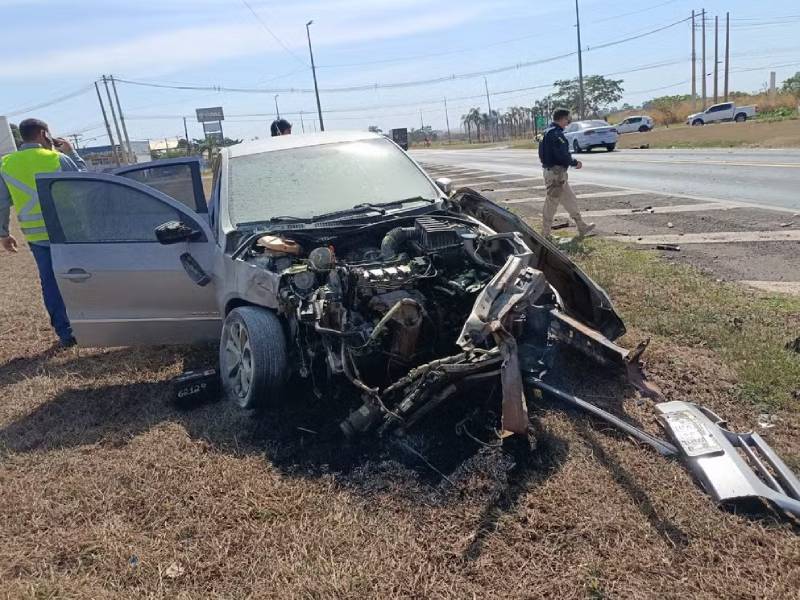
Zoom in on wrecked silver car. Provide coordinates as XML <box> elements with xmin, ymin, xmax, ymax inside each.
<box><xmin>35</xmin><ymin>132</ymin><xmax>800</xmax><ymax>521</ymax></box>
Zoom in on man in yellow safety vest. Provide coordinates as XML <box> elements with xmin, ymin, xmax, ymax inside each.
<box><xmin>1</xmin><ymin>118</ymin><xmax>86</xmax><ymax>348</ymax></box>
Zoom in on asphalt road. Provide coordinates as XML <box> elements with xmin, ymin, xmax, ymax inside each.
<box><xmin>412</xmin><ymin>148</ymin><xmax>800</xmax><ymax>211</ymax></box>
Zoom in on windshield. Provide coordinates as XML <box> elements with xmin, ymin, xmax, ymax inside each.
<box><xmin>227</xmin><ymin>137</ymin><xmax>440</xmax><ymax>224</ymax></box>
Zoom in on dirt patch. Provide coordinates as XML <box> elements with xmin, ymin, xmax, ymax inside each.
<box><xmin>662</xmin><ymin>241</ymin><xmax>800</xmax><ymax>283</ymax></box>
<box><xmin>600</xmin><ymin>207</ymin><xmax>795</xmax><ymax>236</ymax></box>
<box><xmin>617</xmin><ymin>119</ymin><xmax>800</xmax><ymax>150</ymax></box>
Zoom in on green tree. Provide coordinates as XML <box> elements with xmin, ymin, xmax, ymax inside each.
<box><xmin>551</xmin><ymin>75</ymin><xmax>624</xmax><ymax>117</ymax></box>
<box><xmin>10</xmin><ymin>123</ymin><xmax>22</xmax><ymax>149</ymax></box>
<box><xmin>368</xmin><ymin>125</ymin><xmax>382</xmax><ymax>134</ymax></box>
<box><xmin>781</xmin><ymin>72</ymin><xmax>800</xmax><ymax>97</ymax></box>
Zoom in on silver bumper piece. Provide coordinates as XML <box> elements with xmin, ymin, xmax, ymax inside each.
<box><xmin>656</xmin><ymin>401</ymin><xmax>800</xmax><ymax>518</ymax></box>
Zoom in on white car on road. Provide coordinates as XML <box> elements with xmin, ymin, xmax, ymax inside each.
<box><xmin>686</xmin><ymin>102</ymin><xmax>757</xmax><ymax>126</ymax></box>
<box><xmin>564</xmin><ymin>120</ymin><xmax>619</xmax><ymax>153</ymax></box>
<box><xmin>614</xmin><ymin>115</ymin><xmax>654</xmax><ymax>134</ymax></box>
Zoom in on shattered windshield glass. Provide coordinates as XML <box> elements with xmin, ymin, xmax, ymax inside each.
<box><xmin>228</xmin><ymin>138</ymin><xmax>440</xmax><ymax>224</ymax></box>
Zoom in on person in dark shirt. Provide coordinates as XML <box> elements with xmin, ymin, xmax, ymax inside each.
<box><xmin>270</xmin><ymin>119</ymin><xmax>292</xmax><ymax>136</ymax></box>
<box><xmin>538</xmin><ymin>108</ymin><xmax>595</xmax><ymax>238</ymax></box>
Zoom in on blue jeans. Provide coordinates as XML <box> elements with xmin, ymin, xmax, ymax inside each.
<box><xmin>29</xmin><ymin>243</ymin><xmax>73</xmax><ymax>343</ymax></box>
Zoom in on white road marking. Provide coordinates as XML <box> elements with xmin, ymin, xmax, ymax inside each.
<box><xmin>608</xmin><ymin>230</ymin><xmax>800</xmax><ymax>244</ymax></box>
<box><xmin>457</xmin><ymin>177</ymin><xmax>541</xmax><ymax>187</ymax></box>
<box><xmin>556</xmin><ymin>202</ymin><xmax>730</xmax><ymax>218</ymax></box>
<box><xmin>417</xmin><ymin>158</ymin><xmax>800</xmax><ymax>214</ymax></box>
<box><xmin>739</xmin><ymin>281</ymin><xmax>800</xmax><ymax>295</ymax></box>
<box><xmin>484</xmin><ymin>185</ymin><xmax>547</xmax><ymax>193</ymax></box>
<box><xmin>451</xmin><ymin>173</ymin><xmax>518</xmax><ymax>181</ymax></box>
<box><xmin>500</xmin><ymin>190</ymin><xmax>644</xmax><ymax>205</ymax></box>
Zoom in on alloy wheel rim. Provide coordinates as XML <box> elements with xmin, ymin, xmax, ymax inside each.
<box><xmin>223</xmin><ymin>321</ymin><xmax>253</xmax><ymax>401</ymax></box>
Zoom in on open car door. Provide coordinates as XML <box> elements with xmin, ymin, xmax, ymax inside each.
<box><xmin>112</xmin><ymin>157</ymin><xmax>208</xmax><ymax>214</ymax></box>
<box><xmin>451</xmin><ymin>189</ymin><xmax>626</xmax><ymax>340</ymax></box>
<box><xmin>36</xmin><ymin>170</ymin><xmax>220</xmax><ymax>347</ymax></box>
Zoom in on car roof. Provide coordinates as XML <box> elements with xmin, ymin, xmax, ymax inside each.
<box><xmin>226</xmin><ymin>131</ymin><xmax>384</xmax><ymax>158</ymax></box>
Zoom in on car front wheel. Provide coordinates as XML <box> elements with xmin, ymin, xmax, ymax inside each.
<box><xmin>692</xmin><ymin>119</ymin><xmax>704</xmax><ymax>126</ymax></box>
<box><xmin>573</xmin><ymin>139</ymin><xmax>582</xmax><ymax>153</ymax></box>
<box><xmin>606</xmin><ymin>143</ymin><xmax>616</xmax><ymax>152</ymax></box>
<box><xmin>220</xmin><ymin>306</ymin><xmax>288</xmax><ymax>410</ymax></box>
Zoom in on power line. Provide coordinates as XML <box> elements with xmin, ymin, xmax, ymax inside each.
<box><xmin>3</xmin><ymin>83</ymin><xmax>95</xmax><ymax>117</ymax></box>
<box><xmin>237</xmin><ymin>0</ymin><xmax>308</xmax><ymax>66</ymax></box>
<box><xmin>114</xmin><ymin>15</ymin><xmax>693</xmax><ymax>96</ymax></box>
<box><xmin>592</xmin><ymin>0</ymin><xmax>681</xmax><ymax>24</ymax></box>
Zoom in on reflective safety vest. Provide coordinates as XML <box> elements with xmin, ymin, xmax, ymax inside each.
<box><xmin>0</xmin><ymin>147</ymin><xmax>62</xmax><ymax>243</ymax></box>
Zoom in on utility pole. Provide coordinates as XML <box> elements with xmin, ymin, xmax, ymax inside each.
<box><xmin>94</xmin><ymin>81</ymin><xmax>120</xmax><ymax>166</ymax></box>
<box><xmin>300</xmin><ymin>111</ymin><xmax>305</xmax><ymax>133</ymax></box>
<box><xmin>444</xmin><ymin>97</ymin><xmax>452</xmax><ymax>144</ymax></box>
<box><xmin>69</xmin><ymin>134</ymin><xmax>81</xmax><ymax>150</ymax></box>
<box><xmin>713</xmin><ymin>15</ymin><xmax>719</xmax><ymax>103</ymax></box>
<box><xmin>419</xmin><ymin>110</ymin><xmax>424</xmax><ymax>130</ymax></box>
<box><xmin>183</xmin><ymin>117</ymin><xmax>190</xmax><ymax>156</ymax></box>
<box><xmin>109</xmin><ymin>75</ymin><xmax>133</xmax><ymax>164</ymax></box>
<box><xmin>274</xmin><ymin>94</ymin><xmax>280</xmax><ymax>119</ymax></box>
<box><xmin>701</xmin><ymin>9</ymin><xmax>707</xmax><ymax>109</ymax></box>
<box><xmin>724</xmin><ymin>12</ymin><xmax>730</xmax><ymax>101</ymax></box>
<box><xmin>691</xmin><ymin>10</ymin><xmax>697</xmax><ymax>111</ymax></box>
<box><xmin>306</xmin><ymin>20</ymin><xmax>324</xmax><ymax>131</ymax></box>
<box><xmin>102</xmin><ymin>75</ymin><xmax>126</xmax><ymax>164</ymax></box>
<box><xmin>484</xmin><ymin>77</ymin><xmax>494</xmax><ymax>142</ymax></box>
<box><xmin>575</xmin><ymin>0</ymin><xmax>585</xmax><ymax>120</ymax></box>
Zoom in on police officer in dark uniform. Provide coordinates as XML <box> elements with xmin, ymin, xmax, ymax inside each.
<box><xmin>538</xmin><ymin>108</ymin><xmax>595</xmax><ymax>237</ymax></box>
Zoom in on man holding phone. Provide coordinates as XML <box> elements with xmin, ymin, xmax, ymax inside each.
<box><xmin>0</xmin><ymin>118</ymin><xmax>86</xmax><ymax>348</ymax></box>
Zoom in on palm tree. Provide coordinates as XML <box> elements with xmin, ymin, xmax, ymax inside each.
<box><xmin>461</xmin><ymin>112</ymin><xmax>473</xmax><ymax>143</ymax></box>
<box><xmin>465</xmin><ymin>107</ymin><xmax>481</xmax><ymax>142</ymax></box>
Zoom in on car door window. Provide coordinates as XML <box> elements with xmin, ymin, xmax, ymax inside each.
<box><xmin>629</xmin><ymin>117</ymin><xmax>642</xmax><ymax>123</ymax></box>
<box><xmin>117</xmin><ymin>163</ymin><xmax>205</xmax><ymax>212</ymax></box>
<box><xmin>45</xmin><ymin>179</ymin><xmax>205</xmax><ymax>243</ymax></box>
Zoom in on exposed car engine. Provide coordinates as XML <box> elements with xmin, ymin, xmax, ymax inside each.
<box><xmin>241</xmin><ymin>214</ymin><xmax>555</xmax><ymax>437</ymax></box>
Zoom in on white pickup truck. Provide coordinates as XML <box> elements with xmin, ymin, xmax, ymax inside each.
<box><xmin>686</xmin><ymin>102</ymin><xmax>757</xmax><ymax>126</ymax></box>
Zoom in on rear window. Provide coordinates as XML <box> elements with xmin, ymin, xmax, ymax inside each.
<box><xmin>579</xmin><ymin>121</ymin><xmax>610</xmax><ymax>129</ymax></box>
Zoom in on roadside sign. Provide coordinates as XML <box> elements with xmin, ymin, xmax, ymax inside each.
<box><xmin>196</xmin><ymin>106</ymin><xmax>225</xmax><ymax>123</ymax></box>
<box><xmin>535</xmin><ymin>115</ymin><xmax>547</xmax><ymax>129</ymax></box>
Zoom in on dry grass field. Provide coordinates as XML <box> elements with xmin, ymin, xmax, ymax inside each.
<box><xmin>2</xmin><ymin>219</ymin><xmax>800</xmax><ymax>599</ymax></box>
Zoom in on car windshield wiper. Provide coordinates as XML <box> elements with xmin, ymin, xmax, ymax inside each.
<box><xmin>311</xmin><ymin>197</ymin><xmax>436</xmax><ymax>222</ymax></box>
<box><xmin>266</xmin><ymin>215</ymin><xmax>308</xmax><ymax>223</ymax></box>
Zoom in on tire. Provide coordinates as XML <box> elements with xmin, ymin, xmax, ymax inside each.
<box><xmin>638</xmin><ymin>125</ymin><xmax>649</xmax><ymax>133</ymax></box>
<box><xmin>572</xmin><ymin>139</ymin><xmax>582</xmax><ymax>153</ymax></box>
<box><xmin>734</xmin><ymin>113</ymin><xmax>747</xmax><ymax>123</ymax></box>
<box><xmin>606</xmin><ymin>144</ymin><xmax>616</xmax><ymax>152</ymax></box>
<box><xmin>692</xmin><ymin>119</ymin><xmax>704</xmax><ymax>126</ymax></box>
<box><xmin>219</xmin><ymin>306</ymin><xmax>288</xmax><ymax>410</ymax></box>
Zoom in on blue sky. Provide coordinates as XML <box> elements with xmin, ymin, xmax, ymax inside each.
<box><xmin>1</xmin><ymin>0</ymin><xmax>798</xmax><ymax>145</ymax></box>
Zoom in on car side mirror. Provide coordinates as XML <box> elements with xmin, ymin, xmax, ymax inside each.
<box><xmin>434</xmin><ymin>177</ymin><xmax>453</xmax><ymax>196</ymax></box>
<box><xmin>155</xmin><ymin>220</ymin><xmax>200</xmax><ymax>245</ymax></box>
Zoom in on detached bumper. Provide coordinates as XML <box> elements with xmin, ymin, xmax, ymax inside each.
<box><xmin>657</xmin><ymin>401</ymin><xmax>800</xmax><ymax>519</ymax></box>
